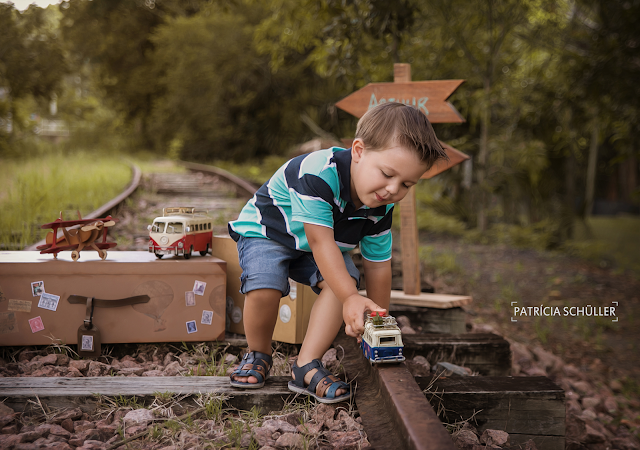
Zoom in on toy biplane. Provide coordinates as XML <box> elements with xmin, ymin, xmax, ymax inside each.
<box><xmin>36</xmin><ymin>211</ymin><xmax>118</xmax><ymax>261</ymax></box>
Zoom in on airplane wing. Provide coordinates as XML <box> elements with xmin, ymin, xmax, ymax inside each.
<box><xmin>40</xmin><ymin>217</ymin><xmax>117</xmax><ymax>229</ymax></box>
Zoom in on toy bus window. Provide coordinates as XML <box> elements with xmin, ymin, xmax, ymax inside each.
<box><xmin>151</xmin><ymin>222</ymin><xmax>165</xmax><ymax>233</ymax></box>
<box><xmin>379</xmin><ymin>336</ymin><xmax>396</xmax><ymax>346</ymax></box>
<box><xmin>199</xmin><ymin>224</ymin><xmax>203</xmax><ymax>231</ymax></box>
<box><xmin>208</xmin><ymin>223</ymin><xmax>211</xmax><ymax>230</ymax></box>
<box><xmin>167</xmin><ymin>222</ymin><xmax>184</xmax><ymax>234</ymax></box>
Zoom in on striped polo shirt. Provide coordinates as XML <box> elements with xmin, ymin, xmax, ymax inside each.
<box><xmin>228</xmin><ymin>147</ymin><xmax>393</xmax><ymax>262</ymax></box>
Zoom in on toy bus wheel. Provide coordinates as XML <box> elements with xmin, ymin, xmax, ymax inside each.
<box><xmin>199</xmin><ymin>244</ymin><xmax>209</xmax><ymax>257</ymax></box>
<box><xmin>71</xmin><ymin>250</ymin><xmax>80</xmax><ymax>261</ymax></box>
<box><xmin>100</xmin><ymin>250</ymin><xmax>107</xmax><ymax>260</ymax></box>
<box><xmin>184</xmin><ymin>246</ymin><xmax>193</xmax><ymax>260</ymax></box>
<box><xmin>155</xmin><ymin>253</ymin><xmax>163</xmax><ymax>259</ymax></box>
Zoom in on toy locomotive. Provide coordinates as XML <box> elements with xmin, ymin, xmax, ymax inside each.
<box><xmin>360</xmin><ymin>311</ymin><xmax>405</xmax><ymax>364</ymax></box>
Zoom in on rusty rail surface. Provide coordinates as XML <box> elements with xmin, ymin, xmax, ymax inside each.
<box><xmin>334</xmin><ymin>330</ymin><xmax>456</xmax><ymax>450</ymax></box>
<box><xmin>178</xmin><ymin>160</ymin><xmax>258</xmax><ymax>197</ymax></box>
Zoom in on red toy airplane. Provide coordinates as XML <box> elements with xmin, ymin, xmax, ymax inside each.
<box><xmin>37</xmin><ymin>211</ymin><xmax>118</xmax><ymax>261</ymax></box>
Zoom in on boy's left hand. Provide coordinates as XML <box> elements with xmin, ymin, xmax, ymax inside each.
<box><xmin>343</xmin><ymin>294</ymin><xmax>386</xmax><ymax>339</ymax></box>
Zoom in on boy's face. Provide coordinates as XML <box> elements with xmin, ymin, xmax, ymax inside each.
<box><xmin>350</xmin><ymin>139</ymin><xmax>429</xmax><ymax>209</ymax></box>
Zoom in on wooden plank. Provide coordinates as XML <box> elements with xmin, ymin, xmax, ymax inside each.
<box><xmin>388</xmin><ymin>291</ymin><xmax>473</xmax><ymax>309</ymax></box>
<box><xmin>403</xmin><ymin>333</ymin><xmax>512</xmax><ymax>376</ymax></box>
<box><xmin>416</xmin><ymin>376</ymin><xmax>565</xmax><ymax>450</ymax></box>
<box><xmin>399</xmin><ymin>188</ymin><xmax>422</xmax><ymax>295</ymax></box>
<box><xmin>0</xmin><ymin>376</ymin><xmax>297</xmax><ymax>415</ymax></box>
<box><xmin>389</xmin><ymin>305</ymin><xmax>466</xmax><ymax>334</ymax></box>
<box><xmin>393</xmin><ymin>64</ymin><xmax>423</xmax><ymax>297</ymax></box>
<box><xmin>334</xmin><ymin>329</ymin><xmax>456</xmax><ymax>450</ymax></box>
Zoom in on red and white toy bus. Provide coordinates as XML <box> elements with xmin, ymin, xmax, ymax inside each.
<box><xmin>148</xmin><ymin>207</ymin><xmax>213</xmax><ymax>259</ymax></box>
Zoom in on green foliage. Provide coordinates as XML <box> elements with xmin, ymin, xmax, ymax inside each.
<box><xmin>0</xmin><ymin>4</ymin><xmax>67</xmax><ymax>151</ymax></box>
<box><xmin>110</xmin><ymin>395</ymin><xmax>144</xmax><ymax>409</ymax></box>
<box><xmin>1</xmin><ymin>0</ymin><xmax>638</xmax><ymax>252</ymax></box>
<box><xmin>225</xmin><ymin>416</ymin><xmax>246</xmax><ymax>448</ymax></box>
<box><xmin>202</xmin><ymin>395</ymin><xmax>225</xmax><ymax>422</ymax></box>
<box><xmin>463</xmin><ymin>220</ymin><xmax>558</xmax><ymax>251</ymax></box>
<box><xmin>213</xmin><ymin>155</ymin><xmax>289</xmax><ymax>185</ymax></box>
<box><xmin>570</xmin><ymin>217</ymin><xmax>640</xmax><ymax>273</ymax></box>
<box><xmin>415</xmin><ymin>208</ymin><xmax>467</xmax><ymax>236</ymax></box>
<box><xmin>149</xmin><ymin>1</ymin><xmax>348</xmax><ymax>161</ymax></box>
<box><xmin>419</xmin><ymin>246</ymin><xmax>463</xmax><ymax>277</ymax></box>
<box><xmin>561</xmin><ymin>240</ymin><xmax>610</xmax><ymax>264</ymax></box>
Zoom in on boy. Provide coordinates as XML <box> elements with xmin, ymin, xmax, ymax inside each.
<box><xmin>228</xmin><ymin>102</ymin><xmax>447</xmax><ymax>403</ymax></box>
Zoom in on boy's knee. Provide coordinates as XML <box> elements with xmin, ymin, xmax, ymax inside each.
<box><xmin>246</xmin><ymin>288</ymin><xmax>283</xmax><ymax>303</ymax></box>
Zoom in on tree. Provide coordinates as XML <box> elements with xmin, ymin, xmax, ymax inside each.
<box><xmin>150</xmin><ymin>1</ymin><xmax>349</xmax><ymax>161</ymax></box>
<box><xmin>0</xmin><ymin>3</ymin><xmax>67</xmax><ymax>145</ymax></box>
<box><xmin>60</xmin><ymin>0</ymin><xmax>203</xmax><ymax>147</ymax></box>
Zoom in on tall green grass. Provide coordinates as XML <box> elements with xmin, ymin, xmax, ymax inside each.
<box><xmin>568</xmin><ymin>216</ymin><xmax>640</xmax><ymax>273</ymax></box>
<box><xmin>0</xmin><ymin>151</ymin><xmax>132</xmax><ymax>249</ymax></box>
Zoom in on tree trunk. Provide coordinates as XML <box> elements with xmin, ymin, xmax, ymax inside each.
<box><xmin>562</xmin><ymin>152</ymin><xmax>576</xmax><ymax>240</ymax></box>
<box><xmin>477</xmin><ymin>75</ymin><xmax>491</xmax><ymax>231</ymax></box>
<box><xmin>585</xmin><ymin>123</ymin><xmax>599</xmax><ymax>218</ymax></box>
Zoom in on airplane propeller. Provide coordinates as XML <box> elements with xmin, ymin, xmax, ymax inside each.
<box><xmin>81</xmin><ymin>221</ymin><xmax>104</xmax><ymax>232</ymax></box>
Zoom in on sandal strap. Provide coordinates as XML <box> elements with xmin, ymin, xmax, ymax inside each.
<box><xmin>291</xmin><ymin>359</ymin><xmax>322</xmax><ymax>389</ymax></box>
<box><xmin>324</xmin><ymin>378</ymin><xmax>349</xmax><ymax>399</ymax></box>
<box><xmin>232</xmin><ymin>350</ymin><xmax>272</xmax><ymax>382</ymax></box>
<box><xmin>308</xmin><ymin>366</ymin><xmax>347</xmax><ymax>399</ymax></box>
<box><xmin>292</xmin><ymin>359</ymin><xmax>349</xmax><ymax>399</ymax></box>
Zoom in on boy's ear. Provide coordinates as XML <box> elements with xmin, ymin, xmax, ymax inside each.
<box><xmin>351</xmin><ymin>138</ymin><xmax>365</xmax><ymax>162</ymax></box>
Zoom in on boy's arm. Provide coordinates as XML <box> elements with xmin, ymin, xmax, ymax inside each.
<box><xmin>362</xmin><ymin>258</ymin><xmax>392</xmax><ymax>311</ymax></box>
<box><xmin>304</xmin><ymin>223</ymin><xmax>386</xmax><ymax>338</ymax></box>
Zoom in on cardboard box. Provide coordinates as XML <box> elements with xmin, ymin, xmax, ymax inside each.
<box><xmin>0</xmin><ymin>251</ymin><xmax>226</xmax><ymax>345</ymax></box>
<box><xmin>211</xmin><ymin>235</ymin><xmax>317</xmax><ymax>344</ymax></box>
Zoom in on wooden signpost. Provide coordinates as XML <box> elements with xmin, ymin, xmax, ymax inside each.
<box><xmin>337</xmin><ymin>63</ymin><xmax>469</xmax><ymax>300</ymax></box>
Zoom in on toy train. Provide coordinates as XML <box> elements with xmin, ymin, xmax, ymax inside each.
<box><xmin>360</xmin><ymin>311</ymin><xmax>406</xmax><ymax>364</ymax></box>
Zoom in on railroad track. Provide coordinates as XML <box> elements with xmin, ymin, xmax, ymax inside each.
<box><xmin>11</xmin><ymin>160</ymin><xmax>564</xmax><ymax>450</ymax></box>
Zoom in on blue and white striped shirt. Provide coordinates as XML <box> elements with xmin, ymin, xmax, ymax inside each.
<box><xmin>228</xmin><ymin>148</ymin><xmax>393</xmax><ymax>262</ymax></box>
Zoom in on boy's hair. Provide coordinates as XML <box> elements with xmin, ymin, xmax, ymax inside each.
<box><xmin>355</xmin><ymin>102</ymin><xmax>448</xmax><ymax>169</ymax></box>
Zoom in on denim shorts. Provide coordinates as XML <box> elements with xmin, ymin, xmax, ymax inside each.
<box><xmin>236</xmin><ymin>236</ymin><xmax>360</xmax><ymax>297</ymax></box>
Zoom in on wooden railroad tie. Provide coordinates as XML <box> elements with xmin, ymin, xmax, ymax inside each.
<box><xmin>0</xmin><ymin>376</ymin><xmax>296</xmax><ymax>416</ymax></box>
<box><xmin>402</xmin><ymin>333</ymin><xmax>512</xmax><ymax>377</ymax></box>
<box><xmin>417</xmin><ymin>376</ymin><xmax>565</xmax><ymax>450</ymax></box>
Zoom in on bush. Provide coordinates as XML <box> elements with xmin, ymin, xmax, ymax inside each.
<box><xmin>463</xmin><ymin>220</ymin><xmax>559</xmax><ymax>251</ymax></box>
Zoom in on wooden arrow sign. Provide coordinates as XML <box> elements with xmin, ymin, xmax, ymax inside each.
<box><xmin>335</xmin><ymin>80</ymin><xmax>465</xmax><ymax>123</ymax></box>
<box><xmin>422</xmin><ymin>141</ymin><xmax>470</xmax><ymax>179</ymax></box>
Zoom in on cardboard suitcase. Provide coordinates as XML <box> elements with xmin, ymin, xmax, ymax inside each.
<box><xmin>211</xmin><ymin>235</ymin><xmax>317</xmax><ymax>344</ymax></box>
<box><xmin>0</xmin><ymin>251</ymin><xmax>226</xmax><ymax>346</ymax></box>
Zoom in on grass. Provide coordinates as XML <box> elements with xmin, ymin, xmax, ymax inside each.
<box><xmin>0</xmin><ymin>150</ymin><xmax>132</xmax><ymax>249</ymax></box>
<box><xmin>572</xmin><ymin>216</ymin><xmax>640</xmax><ymax>273</ymax></box>
<box><xmin>419</xmin><ymin>246</ymin><xmax>463</xmax><ymax>277</ymax></box>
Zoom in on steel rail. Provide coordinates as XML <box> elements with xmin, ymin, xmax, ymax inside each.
<box><xmin>334</xmin><ymin>330</ymin><xmax>456</xmax><ymax>450</ymax></box>
<box><xmin>177</xmin><ymin>160</ymin><xmax>258</xmax><ymax>197</ymax></box>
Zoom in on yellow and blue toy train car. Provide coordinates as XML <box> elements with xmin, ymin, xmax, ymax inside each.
<box><xmin>360</xmin><ymin>311</ymin><xmax>406</xmax><ymax>364</ymax></box>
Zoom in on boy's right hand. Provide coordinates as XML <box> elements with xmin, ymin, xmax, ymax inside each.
<box><xmin>343</xmin><ymin>294</ymin><xmax>386</xmax><ymax>338</ymax></box>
